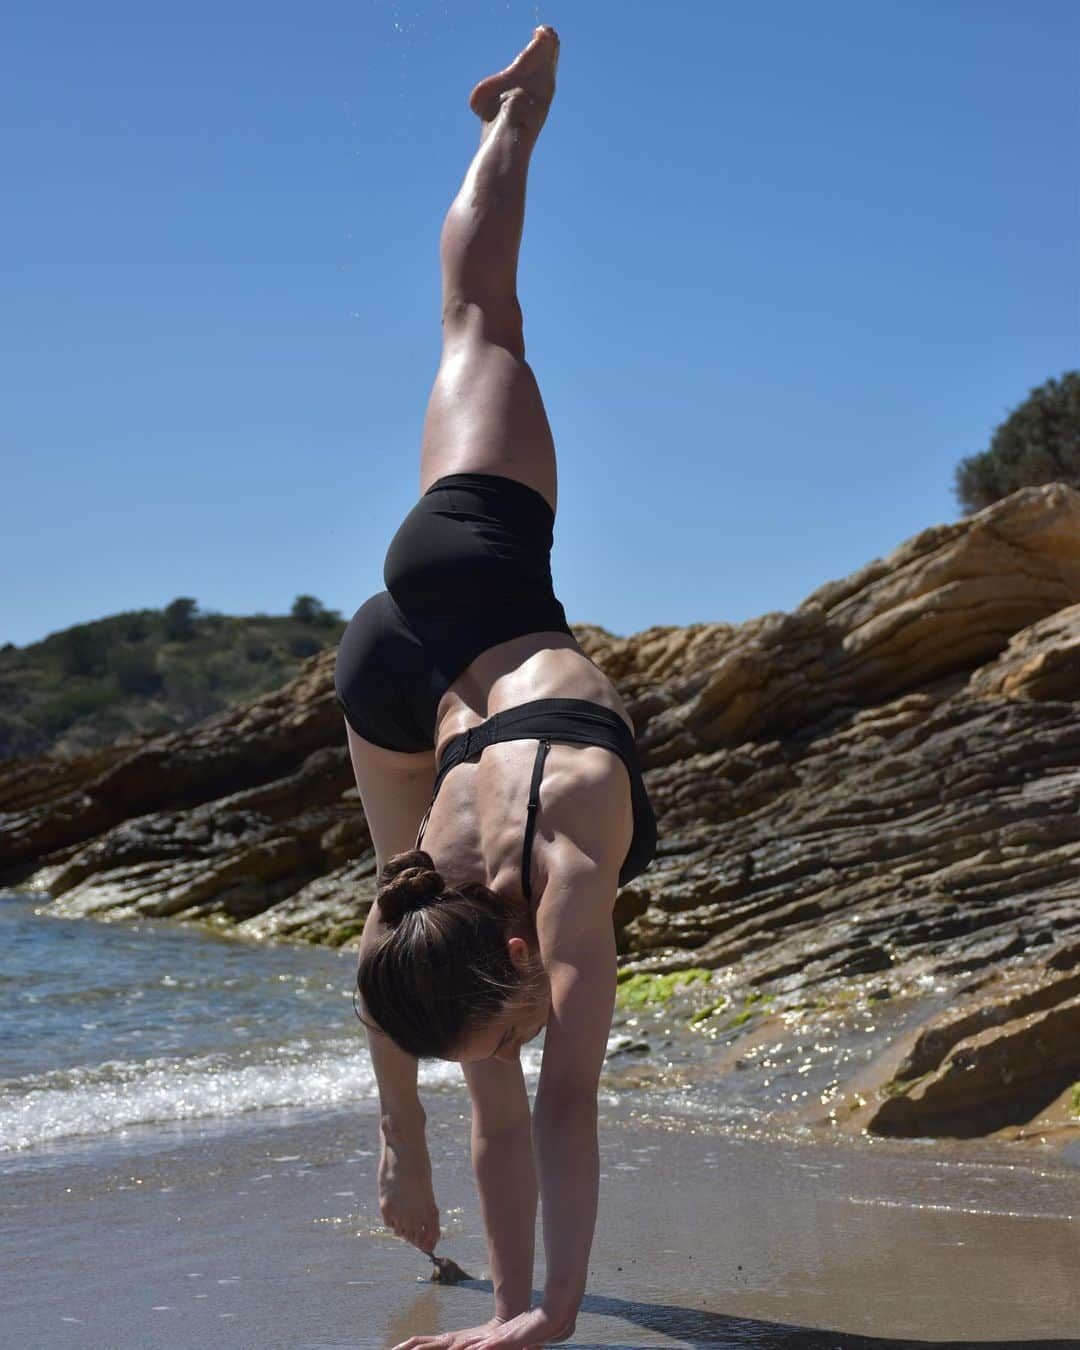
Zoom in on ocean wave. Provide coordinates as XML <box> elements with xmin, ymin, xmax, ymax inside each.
<box><xmin>0</xmin><ymin>1037</ymin><xmax>479</xmax><ymax>1153</ymax></box>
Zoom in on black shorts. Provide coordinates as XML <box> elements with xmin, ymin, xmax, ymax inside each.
<box><xmin>334</xmin><ymin>473</ymin><xmax>573</xmax><ymax>752</ymax></box>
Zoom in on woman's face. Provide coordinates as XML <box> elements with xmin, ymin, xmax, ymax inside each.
<box><xmin>451</xmin><ymin>998</ymin><xmax>550</xmax><ymax>1064</ymax></box>
<box><xmin>448</xmin><ymin>936</ymin><xmax>550</xmax><ymax>1063</ymax></box>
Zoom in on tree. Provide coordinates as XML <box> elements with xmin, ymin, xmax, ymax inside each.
<box><xmin>291</xmin><ymin>595</ymin><xmax>323</xmax><ymax>624</ymax></box>
<box><xmin>163</xmin><ymin>597</ymin><xmax>198</xmax><ymax>642</ymax></box>
<box><xmin>954</xmin><ymin>372</ymin><xmax>1080</xmax><ymax>514</ymax></box>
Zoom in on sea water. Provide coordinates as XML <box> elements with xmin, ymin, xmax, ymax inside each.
<box><xmin>0</xmin><ymin>894</ymin><xmax>508</xmax><ymax>1167</ymax></box>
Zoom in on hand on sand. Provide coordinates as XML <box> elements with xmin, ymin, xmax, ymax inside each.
<box><xmin>393</xmin><ymin>1307</ymin><xmax>575</xmax><ymax>1350</ymax></box>
<box><xmin>391</xmin><ymin>1318</ymin><xmax>508</xmax><ymax>1350</ymax></box>
<box><xmin>379</xmin><ymin>1134</ymin><xmax>440</xmax><ymax>1253</ymax></box>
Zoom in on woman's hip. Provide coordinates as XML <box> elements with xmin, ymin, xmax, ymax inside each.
<box><xmin>335</xmin><ymin>473</ymin><xmax>573</xmax><ymax>751</ymax></box>
<box><xmin>384</xmin><ymin>472</ymin><xmax>559</xmax><ymax>606</ymax></box>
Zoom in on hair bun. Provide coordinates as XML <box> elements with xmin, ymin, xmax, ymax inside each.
<box><xmin>377</xmin><ymin>850</ymin><xmax>446</xmax><ymax>926</ymax></box>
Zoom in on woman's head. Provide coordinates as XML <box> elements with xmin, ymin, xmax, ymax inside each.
<box><xmin>357</xmin><ymin>849</ymin><xmax>549</xmax><ymax>1061</ymax></box>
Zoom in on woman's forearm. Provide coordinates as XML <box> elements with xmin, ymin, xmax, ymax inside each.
<box><xmin>357</xmin><ymin>893</ymin><xmax>425</xmax><ymax>1129</ymax></box>
<box><xmin>472</xmin><ymin>1116</ymin><xmax>538</xmax><ymax>1320</ymax></box>
<box><xmin>366</xmin><ymin>1014</ymin><xmax>424</xmax><ymax>1125</ymax></box>
<box><xmin>367</xmin><ymin>1021</ymin><xmax>440</xmax><ymax>1250</ymax></box>
<box><xmin>532</xmin><ymin>1086</ymin><xmax>598</xmax><ymax>1329</ymax></box>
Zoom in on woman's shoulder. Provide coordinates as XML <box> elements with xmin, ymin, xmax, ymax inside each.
<box><xmin>533</xmin><ymin>846</ymin><xmax>623</xmax><ymax>971</ymax></box>
<box><xmin>534</xmin><ymin>870</ymin><xmax>619</xmax><ymax>1100</ymax></box>
<box><xmin>543</xmin><ymin>739</ymin><xmax>634</xmax><ymax>817</ymax></box>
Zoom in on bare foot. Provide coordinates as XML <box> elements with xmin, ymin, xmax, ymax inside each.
<box><xmin>469</xmin><ymin>25</ymin><xmax>559</xmax><ymax>126</ymax></box>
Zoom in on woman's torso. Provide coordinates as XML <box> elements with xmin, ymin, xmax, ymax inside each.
<box><xmin>422</xmin><ymin>631</ymin><xmax>636</xmax><ymax>905</ymax></box>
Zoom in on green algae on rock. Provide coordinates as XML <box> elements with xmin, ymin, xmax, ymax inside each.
<box><xmin>616</xmin><ymin>968</ymin><xmax>712</xmax><ymax>1009</ymax></box>
<box><xmin>688</xmin><ymin>997</ymin><xmax>729</xmax><ymax>1026</ymax></box>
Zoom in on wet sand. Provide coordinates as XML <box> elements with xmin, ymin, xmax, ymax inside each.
<box><xmin>3</xmin><ymin>1089</ymin><xmax>1079</xmax><ymax>1349</ymax></box>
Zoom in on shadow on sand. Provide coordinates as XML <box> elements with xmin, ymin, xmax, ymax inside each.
<box><xmin>401</xmin><ymin>1279</ymin><xmax>1080</xmax><ymax>1349</ymax></box>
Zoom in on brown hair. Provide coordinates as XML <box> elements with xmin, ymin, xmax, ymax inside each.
<box><xmin>356</xmin><ymin>849</ymin><xmax>544</xmax><ymax>1059</ymax></box>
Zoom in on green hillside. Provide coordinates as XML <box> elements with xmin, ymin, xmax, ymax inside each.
<box><xmin>0</xmin><ymin>596</ymin><xmax>346</xmax><ymax>762</ymax></box>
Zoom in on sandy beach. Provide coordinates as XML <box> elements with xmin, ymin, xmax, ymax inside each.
<box><xmin>4</xmin><ymin>1082</ymin><xmax>1079</xmax><ymax>1350</ymax></box>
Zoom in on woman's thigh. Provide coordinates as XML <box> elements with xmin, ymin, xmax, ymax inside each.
<box><xmin>419</xmin><ymin>325</ymin><xmax>558</xmax><ymax>514</ymax></box>
<box><xmin>344</xmin><ymin>723</ymin><xmax>436</xmax><ymax>874</ymax></box>
<box><xmin>335</xmin><ymin>590</ymin><xmax>446</xmax><ymax>756</ymax></box>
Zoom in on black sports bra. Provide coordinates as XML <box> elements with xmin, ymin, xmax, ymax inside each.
<box><xmin>414</xmin><ymin>697</ymin><xmax>657</xmax><ymax>901</ymax></box>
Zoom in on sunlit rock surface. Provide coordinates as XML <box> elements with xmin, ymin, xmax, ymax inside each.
<box><xmin>3</xmin><ymin>484</ymin><xmax>1079</xmax><ymax>1142</ymax></box>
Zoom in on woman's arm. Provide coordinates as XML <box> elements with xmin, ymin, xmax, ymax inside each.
<box><xmin>359</xmin><ymin>899</ymin><xmax>441</xmax><ymax>1252</ymax></box>
<box><xmin>459</xmin><ymin>860</ymin><xmax>618</xmax><ymax>1349</ymax></box>
<box><xmin>531</xmin><ymin>873</ymin><xmax>617</xmax><ymax>1333</ymax></box>
<box><xmin>345</xmin><ymin>721</ymin><xmax>441</xmax><ymax>1250</ymax></box>
<box><xmin>462</xmin><ymin>1058</ymin><xmax>538</xmax><ymax>1320</ymax></box>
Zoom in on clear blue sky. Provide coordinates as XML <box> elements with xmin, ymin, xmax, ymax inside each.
<box><xmin>4</xmin><ymin>0</ymin><xmax>1077</xmax><ymax>648</ymax></box>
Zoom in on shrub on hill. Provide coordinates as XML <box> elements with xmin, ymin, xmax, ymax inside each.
<box><xmin>0</xmin><ymin>601</ymin><xmax>347</xmax><ymax>761</ymax></box>
<box><xmin>108</xmin><ymin>644</ymin><xmax>162</xmax><ymax>696</ymax></box>
<box><xmin>954</xmin><ymin>372</ymin><xmax>1080</xmax><ymax>514</ymax></box>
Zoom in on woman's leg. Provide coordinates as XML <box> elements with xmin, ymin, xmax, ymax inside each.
<box><xmin>419</xmin><ymin>27</ymin><xmax>560</xmax><ymax>513</ymax></box>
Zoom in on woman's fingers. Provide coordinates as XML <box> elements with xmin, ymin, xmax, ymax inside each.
<box><xmin>383</xmin><ymin>1201</ymin><xmax>440</xmax><ymax>1250</ymax></box>
<box><xmin>383</xmin><ymin>1208</ymin><xmax>438</xmax><ymax>1250</ymax></box>
<box><xmin>413</xmin><ymin>1209</ymin><xmax>440</xmax><ymax>1251</ymax></box>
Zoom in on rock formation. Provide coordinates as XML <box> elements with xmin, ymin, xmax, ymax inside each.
<box><xmin>2</xmin><ymin>484</ymin><xmax>1079</xmax><ymax>1141</ymax></box>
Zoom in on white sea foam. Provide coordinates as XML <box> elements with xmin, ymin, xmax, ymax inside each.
<box><xmin>0</xmin><ymin>1036</ymin><xmax>514</xmax><ymax>1153</ymax></box>
<box><xmin>0</xmin><ymin>897</ymin><xmax>546</xmax><ymax>1155</ymax></box>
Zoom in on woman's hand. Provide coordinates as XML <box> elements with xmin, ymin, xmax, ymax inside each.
<box><xmin>391</xmin><ymin>1317</ymin><xmax>509</xmax><ymax>1350</ymax></box>
<box><xmin>392</xmin><ymin>1308</ymin><xmax>574</xmax><ymax>1350</ymax></box>
<box><xmin>379</xmin><ymin>1122</ymin><xmax>440</xmax><ymax>1251</ymax></box>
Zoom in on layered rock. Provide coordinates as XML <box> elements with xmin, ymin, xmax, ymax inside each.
<box><xmin>0</xmin><ymin>659</ymin><xmax>345</xmax><ymax>876</ymax></box>
<box><xmin>865</xmin><ymin>955</ymin><xmax>1080</xmax><ymax>1137</ymax></box>
<box><xmin>3</xmin><ymin>484</ymin><xmax>1079</xmax><ymax>1141</ymax></box>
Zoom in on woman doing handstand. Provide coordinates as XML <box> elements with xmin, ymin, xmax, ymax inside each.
<box><xmin>335</xmin><ymin>27</ymin><xmax>657</xmax><ymax>1350</ymax></box>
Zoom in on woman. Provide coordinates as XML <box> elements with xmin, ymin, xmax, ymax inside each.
<box><xmin>335</xmin><ymin>27</ymin><xmax>657</xmax><ymax>1349</ymax></box>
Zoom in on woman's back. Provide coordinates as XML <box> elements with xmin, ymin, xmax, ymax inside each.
<box><xmin>418</xmin><ymin>630</ymin><xmax>636</xmax><ymax>903</ymax></box>
<box><xmin>432</xmin><ymin>630</ymin><xmax>634</xmax><ymax>754</ymax></box>
<box><xmin>421</xmin><ymin>723</ymin><xmax>635</xmax><ymax>906</ymax></box>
